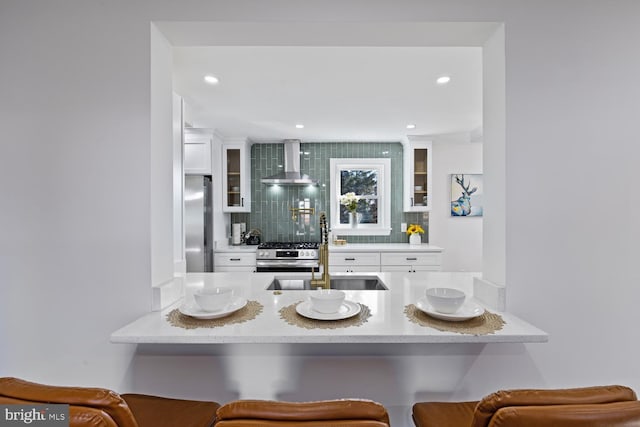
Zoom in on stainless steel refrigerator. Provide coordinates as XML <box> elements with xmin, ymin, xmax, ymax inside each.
<box><xmin>185</xmin><ymin>175</ymin><xmax>213</xmax><ymax>272</ymax></box>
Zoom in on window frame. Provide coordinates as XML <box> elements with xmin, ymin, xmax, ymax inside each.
<box><xmin>329</xmin><ymin>158</ymin><xmax>391</xmax><ymax>236</ymax></box>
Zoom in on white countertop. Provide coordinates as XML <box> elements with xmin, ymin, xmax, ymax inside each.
<box><xmin>112</xmin><ymin>272</ymin><xmax>547</xmax><ymax>345</ymax></box>
<box><xmin>214</xmin><ymin>243</ymin><xmax>443</xmax><ymax>253</ymax></box>
<box><xmin>328</xmin><ymin>243</ymin><xmax>443</xmax><ymax>252</ymax></box>
<box><xmin>215</xmin><ymin>243</ymin><xmax>259</xmax><ymax>252</ymax></box>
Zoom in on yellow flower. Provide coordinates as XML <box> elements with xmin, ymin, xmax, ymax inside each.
<box><xmin>406</xmin><ymin>224</ymin><xmax>424</xmax><ymax>235</ymax></box>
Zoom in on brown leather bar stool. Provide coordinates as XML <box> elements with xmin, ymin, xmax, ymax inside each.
<box><xmin>412</xmin><ymin>385</ymin><xmax>640</xmax><ymax>427</ymax></box>
<box><xmin>215</xmin><ymin>399</ymin><xmax>391</xmax><ymax>426</ymax></box>
<box><xmin>0</xmin><ymin>377</ymin><xmax>220</xmax><ymax>427</ymax></box>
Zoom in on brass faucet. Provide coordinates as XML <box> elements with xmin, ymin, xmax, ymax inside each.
<box><xmin>311</xmin><ymin>212</ymin><xmax>331</xmax><ymax>289</ymax></box>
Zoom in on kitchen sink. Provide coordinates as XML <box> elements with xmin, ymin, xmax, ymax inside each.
<box><xmin>267</xmin><ymin>275</ymin><xmax>388</xmax><ymax>291</ymax></box>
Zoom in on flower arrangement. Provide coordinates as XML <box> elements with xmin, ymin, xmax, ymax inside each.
<box><xmin>339</xmin><ymin>192</ymin><xmax>360</xmax><ymax>213</ymax></box>
<box><xmin>406</xmin><ymin>224</ymin><xmax>424</xmax><ymax>235</ymax></box>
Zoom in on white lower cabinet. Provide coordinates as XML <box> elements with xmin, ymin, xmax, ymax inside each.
<box><xmin>214</xmin><ymin>253</ymin><xmax>256</xmax><ymax>272</ymax></box>
<box><xmin>328</xmin><ymin>250</ymin><xmax>442</xmax><ymax>273</ymax></box>
<box><xmin>212</xmin><ymin>248</ymin><xmax>442</xmax><ymax>273</ymax></box>
<box><xmin>329</xmin><ymin>252</ymin><xmax>380</xmax><ymax>273</ymax></box>
<box><xmin>380</xmin><ymin>252</ymin><xmax>442</xmax><ymax>273</ymax></box>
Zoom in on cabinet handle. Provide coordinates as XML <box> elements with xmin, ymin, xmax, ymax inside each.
<box><xmin>230</xmin><ymin>258</ymin><xmax>241</xmax><ymax>261</ymax></box>
<box><xmin>241</xmin><ymin>197</ymin><xmax>244</xmax><ymax>207</ymax></box>
<box><xmin>406</xmin><ymin>257</ymin><xmax>417</xmax><ymax>261</ymax></box>
<box><xmin>410</xmin><ymin>197</ymin><xmax>414</xmax><ymax>206</ymax></box>
<box><xmin>345</xmin><ymin>257</ymin><xmax>356</xmax><ymax>261</ymax></box>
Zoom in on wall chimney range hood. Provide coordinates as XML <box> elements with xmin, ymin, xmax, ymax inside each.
<box><xmin>261</xmin><ymin>139</ymin><xmax>319</xmax><ymax>186</ymax></box>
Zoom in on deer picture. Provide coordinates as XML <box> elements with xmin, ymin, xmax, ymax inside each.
<box><xmin>451</xmin><ymin>174</ymin><xmax>478</xmax><ymax>216</ymax></box>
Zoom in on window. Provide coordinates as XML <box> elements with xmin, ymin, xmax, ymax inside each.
<box><xmin>330</xmin><ymin>158</ymin><xmax>391</xmax><ymax>235</ymax></box>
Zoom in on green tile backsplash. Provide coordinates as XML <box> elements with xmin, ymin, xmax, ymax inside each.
<box><xmin>232</xmin><ymin>142</ymin><xmax>428</xmax><ymax>243</ymax></box>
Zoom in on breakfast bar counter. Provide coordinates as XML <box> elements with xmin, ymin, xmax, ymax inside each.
<box><xmin>111</xmin><ymin>272</ymin><xmax>547</xmax><ymax>345</ymax></box>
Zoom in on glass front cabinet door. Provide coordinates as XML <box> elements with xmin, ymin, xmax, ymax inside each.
<box><xmin>222</xmin><ymin>139</ymin><xmax>251</xmax><ymax>212</ymax></box>
<box><xmin>403</xmin><ymin>138</ymin><xmax>432</xmax><ymax>212</ymax></box>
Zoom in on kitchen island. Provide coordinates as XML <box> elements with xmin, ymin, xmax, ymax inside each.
<box><xmin>111</xmin><ymin>272</ymin><xmax>546</xmax><ymax>344</ymax></box>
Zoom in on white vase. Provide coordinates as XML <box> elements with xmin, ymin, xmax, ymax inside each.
<box><xmin>349</xmin><ymin>212</ymin><xmax>358</xmax><ymax>228</ymax></box>
<box><xmin>409</xmin><ymin>233</ymin><xmax>421</xmax><ymax>245</ymax></box>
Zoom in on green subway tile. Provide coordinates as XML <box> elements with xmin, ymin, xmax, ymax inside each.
<box><xmin>245</xmin><ymin>141</ymin><xmax>416</xmax><ymax>243</ymax></box>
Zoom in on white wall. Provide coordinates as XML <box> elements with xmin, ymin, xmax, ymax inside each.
<box><xmin>481</xmin><ymin>25</ymin><xmax>506</xmax><ymax>286</ymax></box>
<box><xmin>430</xmin><ymin>138</ymin><xmax>483</xmax><ymax>272</ymax></box>
<box><xmin>172</xmin><ymin>93</ymin><xmax>185</xmax><ymax>273</ymax></box>
<box><xmin>1</xmin><ymin>2</ymin><xmax>640</xmax><ymax>426</ymax></box>
<box><xmin>150</xmin><ymin>24</ymin><xmax>175</xmax><ymax>287</ymax></box>
<box><xmin>0</xmin><ymin>1</ymin><xmax>152</xmax><ymax>387</ymax></box>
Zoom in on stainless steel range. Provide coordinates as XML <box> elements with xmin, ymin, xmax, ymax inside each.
<box><xmin>256</xmin><ymin>242</ymin><xmax>319</xmax><ymax>272</ymax></box>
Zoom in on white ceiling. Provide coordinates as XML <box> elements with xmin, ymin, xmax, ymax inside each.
<box><xmin>162</xmin><ymin>22</ymin><xmax>488</xmax><ymax>142</ymax></box>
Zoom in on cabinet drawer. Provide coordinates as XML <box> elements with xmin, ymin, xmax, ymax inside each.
<box><xmin>329</xmin><ymin>252</ymin><xmax>380</xmax><ymax>266</ymax></box>
<box><xmin>380</xmin><ymin>265</ymin><xmax>441</xmax><ymax>273</ymax></box>
<box><xmin>215</xmin><ymin>266</ymin><xmax>255</xmax><ymax>272</ymax></box>
<box><xmin>380</xmin><ymin>252</ymin><xmax>442</xmax><ymax>266</ymax></box>
<box><xmin>329</xmin><ymin>265</ymin><xmax>380</xmax><ymax>274</ymax></box>
<box><xmin>214</xmin><ymin>253</ymin><xmax>256</xmax><ymax>267</ymax></box>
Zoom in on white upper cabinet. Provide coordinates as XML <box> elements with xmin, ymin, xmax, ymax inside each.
<box><xmin>403</xmin><ymin>137</ymin><xmax>432</xmax><ymax>212</ymax></box>
<box><xmin>222</xmin><ymin>138</ymin><xmax>251</xmax><ymax>212</ymax></box>
<box><xmin>184</xmin><ymin>129</ymin><xmax>212</xmax><ymax>175</ymax></box>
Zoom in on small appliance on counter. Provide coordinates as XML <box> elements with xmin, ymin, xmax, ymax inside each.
<box><xmin>244</xmin><ymin>229</ymin><xmax>262</xmax><ymax>245</ymax></box>
<box><xmin>231</xmin><ymin>223</ymin><xmax>245</xmax><ymax>245</ymax></box>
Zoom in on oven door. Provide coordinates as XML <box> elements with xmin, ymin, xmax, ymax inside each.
<box><xmin>256</xmin><ymin>259</ymin><xmax>319</xmax><ymax>273</ymax></box>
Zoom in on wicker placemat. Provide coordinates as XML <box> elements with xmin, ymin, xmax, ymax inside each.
<box><xmin>166</xmin><ymin>300</ymin><xmax>263</xmax><ymax>329</ymax></box>
<box><xmin>279</xmin><ymin>301</ymin><xmax>371</xmax><ymax>329</ymax></box>
<box><xmin>404</xmin><ymin>304</ymin><xmax>505</xmax><ymax>335</ymax></box>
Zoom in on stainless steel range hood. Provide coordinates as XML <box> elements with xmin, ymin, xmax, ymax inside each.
<box><xmin>261</xmin><ymin>139</ymin><xmax>319</xmax><ymax>186</ymax></box>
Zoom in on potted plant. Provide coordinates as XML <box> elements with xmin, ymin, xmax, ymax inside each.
<box><xmin>340</xmin><ymin>192</ymin><xmax>361</xmax><ymax>227</ymax></box>
<box><xmin>406</xmin><ymin>224</ymin><xmax>424</xmax><ymax>245</ymax></box>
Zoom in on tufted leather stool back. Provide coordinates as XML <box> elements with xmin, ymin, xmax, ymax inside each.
<box><xmin>413</xmin><ymin>385</ymin><xmax>640</xmax><ymax>427</ymax></box>
<box><xmin>0</xmin><ymin>377</ymin><xmax>139</xmax><ymax>427</ymax></box>
<box><xmin>0</xmin><ymin>377</ymin><xmax>219</xmax><ymax>427</ymax></box>
<box><xmin>215</xmin><ymin>399</ymin><xmax>391</xmax><ymax>427</ymax></box>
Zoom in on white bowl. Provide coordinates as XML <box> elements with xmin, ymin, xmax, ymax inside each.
<box><xmin>425</xmin><ymin>287</ymin><xmax>466</xmax><ymax>314</ymax></box>
<box><xmin>414</xmin><ymin>185</ymin><xmax>423</xmax><ymax>191</ymax></box>
<box><xmin>194</xmin><ymin>287</ymin><xmax>233</xmax><ymax>312</ymax></box>
<box><xmin>309</xmin><ymin>289</ymin><xmax>346</xmax><ymax>314</ymax></box>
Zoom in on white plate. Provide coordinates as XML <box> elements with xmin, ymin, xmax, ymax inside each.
<box><xmin>296</xmin><ymin>300</ymin><xmax>361</xmax><ymax>321</ymax></box>
<box><xmin>415</xmin><ymin>297</ymin><xmax>484</xmax><ymax>322</ymax></box>
<box><xmin>178</xmin><ymin>297</ymin><xmax>247</xmax><ymax>319</ymax></box>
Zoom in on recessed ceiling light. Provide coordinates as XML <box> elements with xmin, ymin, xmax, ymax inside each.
<box><xmin>204</xmin><ymin>75</ymin><xmax>219</xmax><ymax>85</ymax></box>
<box><xmin>295</xmin><ymin>124</ymin><xmax>305</xmax><ymax>129</ymax></box>
<box><xmin>406</xmin><ymin>124</ymin><xmax>416</xmax><ymax>129</ymax></box>
<box><xmin>436</xmin><ymin>76</ymin><xmax>451</xmax><ymax>85</ymax></box>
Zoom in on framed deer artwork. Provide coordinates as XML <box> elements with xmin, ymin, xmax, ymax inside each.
<box><xmin>451</xmin><ymin>174</ymin><xmax>483</xmax><ymax>217</ymax></box>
